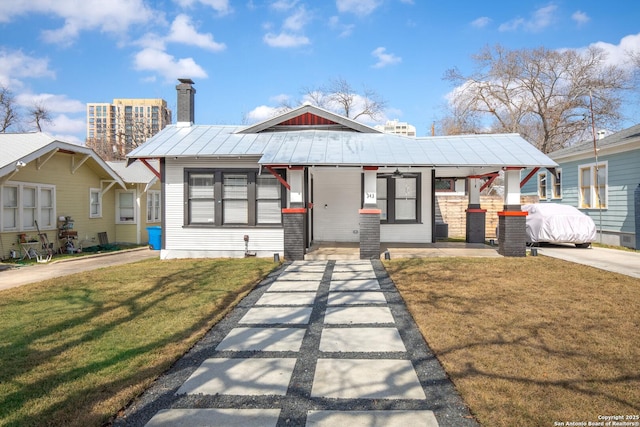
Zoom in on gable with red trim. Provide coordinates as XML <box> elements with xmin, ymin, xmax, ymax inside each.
<box><xmin>277</xmin><ymin>112</ymin><xmax>338</xmax><ymax>127</ymax></box>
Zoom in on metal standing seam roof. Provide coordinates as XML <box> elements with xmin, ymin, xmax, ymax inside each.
<box><xmin>549</xmin><ymin>123</ymin><xmax>640</xmax><ymax>159</ymax></box>
<box><xmin>127</xmin><ymin>124</ymin><xmax>557</xmax><ymax>169</ymax></box>
<box><xmin>107</xmin><ymin>160</ymin><xmax>159</xmax><ymax>184</ymax></box>
<box><xmin>0</xmin><ymin>132</ymin><xmax>125</xmax><ymax>187</ymax></box>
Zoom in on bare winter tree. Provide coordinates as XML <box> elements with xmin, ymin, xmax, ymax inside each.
<box><xmin>1</xmin><ymin>86</ymin><xmax>55</xmax><ymax>133</ymax></box>
<box><xmin>300</xmin><ymin>77</ymin><xmax>388</xmax><ymax>121</ymax></box>
<box><xmin>443</xmin><ymin>45</ymin><xmax>634</xmax><ymax>153</ymax></box>
<box><xmin>28</xmin><ymin>102</ymin><xmax>52</xmax><ymax>132</ymax></box>
<box><xmin>0</xmin><ymin>85</ymin><xmax>19</xmax><ymax>132</ymax></box>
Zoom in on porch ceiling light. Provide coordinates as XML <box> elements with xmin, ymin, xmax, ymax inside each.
<box><xmin>392</xmin><ymin>168</ymin><xmax>403</xmax><ymax>178</ymax></box>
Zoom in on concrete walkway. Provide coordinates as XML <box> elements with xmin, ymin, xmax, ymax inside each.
<box><xmin>538</xmin><ymin>245</ymin><xmax>640</xmax><ymax>278</ymax></box>
<box><xmin>114</xmin><ymin>260</ymin><xmax>478</xmax><ymax>427</ymax></box>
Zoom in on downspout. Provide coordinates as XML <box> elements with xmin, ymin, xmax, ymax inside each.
<box><xmin>431</xmin><ymin>169</ymin><xmax>436</xmax><ymax>243</ymax></box>
<box><xmin>136</xmin><ymin>183</ymin><xmax>143</xmax><ymax>245</ymax></box>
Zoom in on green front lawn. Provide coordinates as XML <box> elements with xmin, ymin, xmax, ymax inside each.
<box><xmin>0</xmin><ymin>258</ymin><xmax>275</xmax><ymax>427</ymax></box>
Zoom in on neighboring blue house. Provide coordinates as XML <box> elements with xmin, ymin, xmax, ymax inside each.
<box><xmin>522</xmin><ymin>124</ymin><xmax>640</xmax><ymax>249</ymax></box>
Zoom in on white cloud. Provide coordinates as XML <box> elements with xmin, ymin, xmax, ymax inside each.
<box><xmin>0</xmin><ymin>49</ymin><xmax>55</xmax><ymax>87</ymax></box>
<box><xmin>588</xmin><ymin>33</ymin><xmax>640</xmax><ymax>69</ymax></box>
<box><xmin>270</xmin><ymin>0</ymin><xmax>299</xmax><ymax>11</ymax></box>
<box><xmin>134</xmin><ymin>48</ymin><xmax>208</xmax><ymax>82</ymax></box>
<box><xmin>263</xmin><ymin>32</ymin><xmax>310</xmax><ymax>48</ymax></box>
<box><xmin>134</xmin><ymin>13</ymin><xmax>226</xmax><ymax>81</ymax></box>
<box><xmin>245</xmin><ymin>105</ymin><xmax>283</xmax><ymax>123</ymax></box>
<box><xmin>336</xmin><ymin>0</ymin><xmax>382</xmax><ymax>16</ymax></box>
<box><xmin>263</xmin><ymin>5</ymin><xmax>311</xmax><ymax>48</ymax></box>
<box><xmin>0</xmin><ymin>0</ymin><xmax>157</xmax><ymax>46</ymax></box>
<box><xmin>15</xmin><ymin>93</ymin><xmax>85</xmax><ymax>114</ymax></box>
<box><xmin>270</xmin><ymin>93</ymin><xmax>292</xmax><ymax>104</ymax></box>
<box><xmin>173</xmin><ymin>0</ymin><xmax>232</xmax><ymax>16</ymax></box>
<box><xmin>499</xmin><ymin>4</ymin><xmax>557</xmax><ymax>33</ymax></box>
<box><xmin>329</xmin><ymin>16</ymin><xmax>355</xmax><ymax>37</ymax></box>
<box><xmin>572</xmin><ymin>10</ymin><xmax>590</xmax><ymax>26</ymax></box>
<box><xmin>471</xmin><ymin>17</ymin><xmax>491</xmax><ymax>29</ymax></box>
<box><xmin>43</xmin><ymin>114</ymin><xmax>87</xmax><ymax>144</ymax></box>
<box><xmin>167</xmin><ymin>14</ymin><xmax>227</xmax><ymax>51</ymax></box>
<box><xmin>283</xmin><ymin>6</ymin><xmax>310</xmax><ymax>31</ymax></box>
<box><xmin>371</xmin><ymin>47</ymin><xmax>401</xmax><ymax>68</ymax></box>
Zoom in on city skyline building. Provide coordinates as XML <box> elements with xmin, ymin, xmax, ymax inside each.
<box><xmin>86</xmin><ymin>98</ymin><xmax>172</xmax><ymax>160</ymax></box>
<box><xmin>374</xmin><ymin>119</ymin><xmax>417</xmax><ymax>137</ymax></box>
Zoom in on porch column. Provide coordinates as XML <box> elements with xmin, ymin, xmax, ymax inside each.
<box><xmin>360</xmin><ymin>167</ymin><xmax>380</xmax><ymax>259</ymax></box>
<box><xmin>283</xmin><ymin>208</ymin><xmax>306</xmax><ymax>261</ymax></box>
<box><xmin>466</xmin><ymin>177</ymin><xmax>486</xmax><ymax>243</ymax></box>
<box><xmin>498</xmin><ymin>168</ymin><xmax>527</xmax><ymax>257</ymax></box>
<box><xmin>283</xmin><ymin>168</ymin><xmax>306</xmax><ymax>261</ymax></box>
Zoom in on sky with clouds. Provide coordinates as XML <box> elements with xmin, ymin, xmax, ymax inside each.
<box><xmin>1</xmin><ymin>0</ymin><xmax>639</xmax><ymax>143</ymax></box>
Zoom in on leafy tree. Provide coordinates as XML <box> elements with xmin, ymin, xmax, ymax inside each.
<box><xmin>443</xmin><ymin>44</ymin><xmax>634</xmax><ymax>153</ymax></box>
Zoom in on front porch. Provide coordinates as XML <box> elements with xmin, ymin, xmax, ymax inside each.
<box><xmin>304</xmin><ymin>241</ymin><xmax>501</xmax><ymax>260</ymax></box>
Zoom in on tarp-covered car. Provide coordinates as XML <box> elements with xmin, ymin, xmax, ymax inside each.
<box><xmin>522</xmin><ymin>203</ymin><xmax>596</xmax><ymax>248</ymax></box>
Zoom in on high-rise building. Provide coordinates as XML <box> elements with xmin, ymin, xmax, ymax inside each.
<box><xmin>86</xmin><ymin>98</ymin><xmax>172</xmax><ymax>160</ymax></box>
<box><xmin>374</xmin><ymin>119</ymin><xmax>416</xmax><ymax>137</ymax></box>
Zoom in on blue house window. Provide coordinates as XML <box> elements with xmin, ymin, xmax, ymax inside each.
<box><xmin>538</xmin><ymin>172</ymin><xmax>547</xmax><ymax>200</ymax></box>
<box><xmin>579</xmin><ymin>163</ymin><xmax>607</xmax><ymax>209</ymax></box>
<box><xmin>551</xmin><ymin>169</ymin><xmax>562</xmax><ymax>199</ymax></box>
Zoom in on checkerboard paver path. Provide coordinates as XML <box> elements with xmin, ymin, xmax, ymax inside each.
<box><xmin>115</xmin><ymin>260</ymin><xmax>478</xmax><ymax>427</ymax></box>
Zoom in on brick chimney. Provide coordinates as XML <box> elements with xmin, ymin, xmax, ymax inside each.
<box><xmin>176</xmin><ymin>78</ymin><xmax>195</xmax><ymax>127</ymax></box>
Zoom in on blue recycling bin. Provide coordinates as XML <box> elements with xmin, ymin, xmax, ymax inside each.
<box><xmin>146</xmin><ymin>226</ymin><xmax>161</xmax><ymax>250</ymax></box>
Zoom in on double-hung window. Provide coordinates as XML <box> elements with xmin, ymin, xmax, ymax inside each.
<box><xmin>2</xmin><ymin>186</ymin><xmax>18</xmax><ymax>230</ymax></box>
<box><xmin>538</xmin><ymin>172</ymin><xmax>547</xmax><ymax>200</ymax></box>
<box><xmin>90</xmin><ymin>188</ymin><xmax>102</xmax><ymax>218</ymax></box>
<box><xmin>223</xmin><ymin>174</ymin><xmax>249</xmax><ymax>224</ymax></box>
<box><xmin>185</xmin><ymin>169</ymin><xmax>284</xmax><ymax>226</ymax></box>
<box><xmin>0</xmin><ymin>183</ymin><xmax>55</xmax><ymax>231</ymax></box>
<box><xmin>256</xmin><ymin>174</ymin><xmax>282</xmax><ymax>224</ymax></box>
<box><xmin>22</xmin><ymin>186</ymin><xmax>37</xmax><ymax>229</ymax></box>
<box><xmin>188</xmin><ymin>173</ymin><xmax>215</xmax><ymax>224</ymax></box>
<box><xmin>551</xmin><ymin>169</ymin><xmax>562</xmax><ymax>199</ymax></box>
<box><xmin>39</xmin><ymin>187</ymin><xmax>54</xmax><ymax>228</ymax></box>
<box><xmin>375</xmin><ymin>173</ymin><xmax>421</xmax><ymax>223</ymax></box>
<box><xmin>147</xmin><ymin>190</ymin><xmax>161</xmax><ymax>223</ymax></box>
<box><xmin>116</xmin><ymin>190</ymin><xmax>136</xmax><ymax>223</ymax></box>
<box><xmin>579</xmin><ymin>162</ymin><xmax>607</xmax><ymax>209</ymax></box>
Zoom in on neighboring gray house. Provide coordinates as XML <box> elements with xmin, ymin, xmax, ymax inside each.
<box><xmin>522</xmin><ymin>124</ymin><xmax>640</xmax><ymax>249</ymax></box>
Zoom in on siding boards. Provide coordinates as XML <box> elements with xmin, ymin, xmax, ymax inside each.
<box><xmin>381</xmin><ymin>170</ymin><xmax>432</xmax><ymax>243</ymax></box>
<box><xmin>163</xmin><ymin>158</ymin><xmax>283</xmax><ymax>258</ymax></box>
<box><xmin>0</xmin><ymin>152</ymin><xmax>119</xmax><ymax>256</ymax></box>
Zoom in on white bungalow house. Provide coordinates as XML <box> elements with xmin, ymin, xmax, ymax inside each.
<box><xmin>127</xmin><ymin>79</ymin><xmax>557</xmax><ymax>259</ymax></box>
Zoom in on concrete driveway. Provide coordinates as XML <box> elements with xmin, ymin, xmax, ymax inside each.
<box><xmin>0</xmin><ymin>247</ymin><xmax>159</xmax><ymax>291</ymax></box>
<box><xmin>537</xmin><ymin>245</ymin><xmax>640</xmax><ymax>278</ymax></box>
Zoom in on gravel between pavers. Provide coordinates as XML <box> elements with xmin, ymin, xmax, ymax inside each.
<box><xmin>111</xmin><ymin>260</ymin><xmax>479</xmax><ymax>427</ymax></box>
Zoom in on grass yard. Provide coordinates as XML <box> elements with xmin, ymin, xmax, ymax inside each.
<box><xmin>386</xmin><ymin>256</ymin><xmax>640</xmax><ymax>427</ymax></box>
<box><xmin>0</xmin><ymin>257</ymin><xmax>275</xmax><ymax>427</ymax></box>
